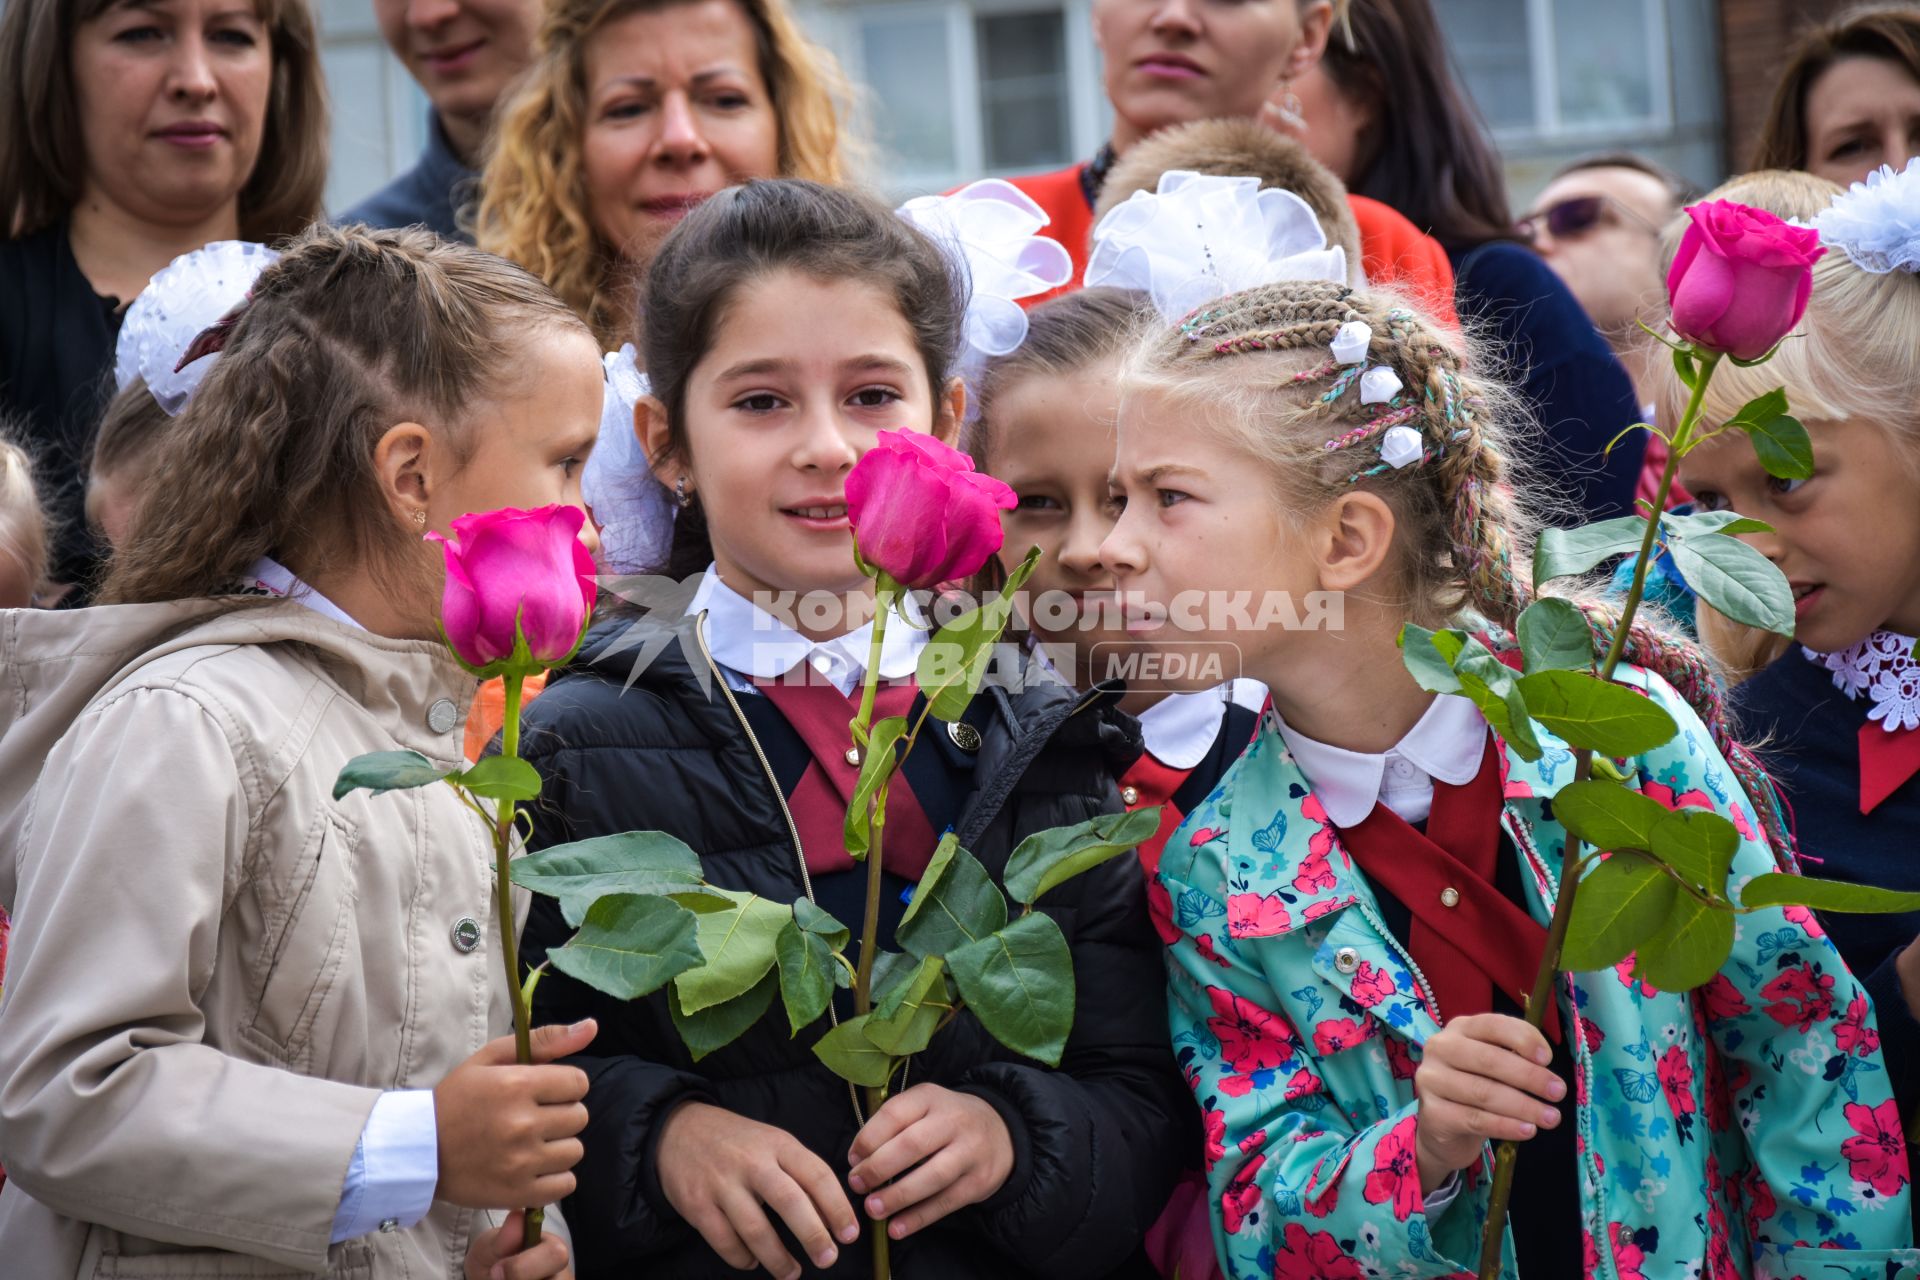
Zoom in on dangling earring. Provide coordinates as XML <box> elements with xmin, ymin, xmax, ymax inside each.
<box><xmin>674</xmin><ymin>476</ymin><xmax>692</xmax><ymax>509</ymax></box>
<box><xmin>1269</xmin><ymin>81</ymin><xmax>1306</xmax><ymax>131</ymax></box>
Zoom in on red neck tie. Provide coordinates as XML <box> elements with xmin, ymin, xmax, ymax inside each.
<box><xmin>1334</xmin><ymin>737</ymin><xmax>1560</xmax><ymax>1041</ymax></box>
<box><xmin>751</xmin><ymin>670</ymin><xmax>939</xmax><ymax>879</ymax></box>
<box><xmin>1119</xmin><ymin>753</ymin><xmax>1190</xmax><ymax>879</ymax></box>
<box><xmin>1859</xmin><ymin>722</ymin><xmax>1920</xmax><ymax>815</ymax></box>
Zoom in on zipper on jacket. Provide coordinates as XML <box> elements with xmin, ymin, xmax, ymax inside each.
<box><xmin>695</xmin><ymin>615</ymin><xmax>870</xmax><ymax>1116</ymax></box>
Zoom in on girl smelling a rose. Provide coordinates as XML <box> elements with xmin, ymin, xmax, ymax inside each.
<box><xmin>1102</xmin><ymin>257</ymin><xmax>1915</xmax><ymax>1275</ymax></box>
<box><xmin>0</xmin><ymin>225</ymin><xmax>602</xmax><ymax>1280</ymax></box>
<box><xmin>514</xmin><ymin>179</ymin><xmax>1190</xmax><ymax>1280</ymax></box>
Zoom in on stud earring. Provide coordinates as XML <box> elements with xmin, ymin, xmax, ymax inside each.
<box><xmin>412</xmin><ymin>510</ymin><xmax>427</xmax><ymax>527</ymax></box>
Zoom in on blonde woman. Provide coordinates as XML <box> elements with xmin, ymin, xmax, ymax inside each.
<box><xmin>0</xmin><ymin>0</ymin><xmax>328</xmax><ymax>602</ymax></box>
<box><xmin>476</xmin><ymin>0</ymin><xmax>852</xmax><ymax>347</ymax></box>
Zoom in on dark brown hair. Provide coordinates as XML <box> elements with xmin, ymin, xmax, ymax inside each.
<box><xmin>1751</xmin><ymin>3</ymin><xmax>1920</xmax><ymax>173</ymax></box>
<box><xmin>0</xmin><ymin>0</ymin><xmax>329</xmax><ymax>240</ymax></box>
<box><xmin>641</xmin><ymin>179</ymin><xmax>966</xmax><ymax>578</ymax></box>
<box><xmin>1094</xmin><ymin>118</ymin><xmax>1362</xmax><ymax>267</ymax></box>
<box><xmin>1547</xmin><ymin>150</ymin><xmax>1703</xmax><ymax>206</ymax></box>
<box><xmin>1316</xmin><ymin>0</ymin><xmax>1519</xmax><ymax>253</ymax></box>
<box><xmin>102</xmin><ymin>224</ymin><xmax>588</xmax><ymax>603</ymax></box>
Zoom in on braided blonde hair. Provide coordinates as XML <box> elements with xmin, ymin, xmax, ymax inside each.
<box><xmin>1123</xmin><ymin>280</ymin><xmax>1798</xmax><ymax>864</ymax></box>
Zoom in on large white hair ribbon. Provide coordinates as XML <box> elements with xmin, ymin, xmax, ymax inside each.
<box><xmin>582</xmin><ymin>344</ymin><xmax>677</xmax><ymax>574</ymax></box>
<box><xmin>114</xmin><ymin>239</ymin><xmax>280</xmax><ymax>414</ymax></box>
<box><xmin>1084</xmin><ymin>171</ymin><xmax>1348</xmax><ymax>321</ymax></box>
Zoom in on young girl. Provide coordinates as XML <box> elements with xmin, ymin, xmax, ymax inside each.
<box><xmin>0</xmin><ymin>225</ymin><xmax>604</xmax><ymax>1280</ymax></box>
<box><xmin>0</xmin><ymin>427</ymin><xmax>45</xmax><ymax>609</ymax></box>
<box><xmin>1681</xmin><ymin>161</ymin><xmax>1920</xmax><ymax>1137</ymax></box>
<box><xmin>1102</xmin><ymin>280</ymin><xmax>1917</xmax><ymax>1277</ymax></box>
<box><xmin>516</xmin><ymin>179</ymin><xmax>1189</xmax><ymax>1279</ymax></box>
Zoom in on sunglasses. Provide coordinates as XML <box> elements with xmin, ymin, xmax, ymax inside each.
<box><xmin>1517</xmin><ymin>194</ymin><xmax>1661</xmax><ymax>243</ymax></box>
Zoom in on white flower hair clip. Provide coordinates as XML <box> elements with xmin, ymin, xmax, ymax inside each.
<box><xmin>114</xmin><ymin>240</ymin><xmax>279</xmax><ymax>414</ymax></box>
<box><xmin>581</xmin><ymin>344</ymin><xmax>677</xmax><ymax>574</ymax></box>
<box><xmin>895</xmin><ymin>180</ymin><xmax>1074</xmax><ymax>420</ymax></box>
<box><xmin>1084</xmin><ymin>171</ymin><xmax>1350</xmax><ymax>322</ymax></box>
<box><xmin>1813</xmin><ymin>157</ymin><xmax>1920</xmax><ymax>275</ymax></box>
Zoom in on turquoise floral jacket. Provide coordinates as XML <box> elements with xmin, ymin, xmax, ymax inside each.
<box><xmin>1160</xmin><ymin>668</ymin><xmax>1920</xmax><ymax>1280</ymax></box>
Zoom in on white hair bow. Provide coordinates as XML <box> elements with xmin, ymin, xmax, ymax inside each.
<box><xmin>1085</xmin><ymin>171</ymin><xmax>1349</xmax><ymax>321</ymax></box>
<box><xmin>582</xmin><ymin>344</ymin><xmax>677</xmax><ymax>574</ymax></box>
<box><xmin>895</xmin><ymin>180</ymin><xmax>1074</xmax><ymax>419</ymax></box>
<box><xmin>114</xmin><ymin>240</ymin><xmax>279</xmax><ymax>414</ymax></box>
<box><xmin>1813</xmin><ymin>157</ymin><xmax>1920</xmax><ymax>275</ymax></box>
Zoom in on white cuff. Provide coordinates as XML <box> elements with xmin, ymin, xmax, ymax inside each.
<box><xmin>1421</xmin><ymin>1169</ymin><xmax>1464</xmax><ymax>1219</ymax></box>
<box><xmin>331</xmin><ymin>1089</ymin><xmax>440</xmax><ymax>1242</ymax></box>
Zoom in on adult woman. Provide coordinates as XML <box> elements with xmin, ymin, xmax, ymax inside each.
<box><xmin>476</xmin><ymin>0</ymin><xmax>851</xmax><ymax>348</ymax></box>
<box><xmin>1282</xmin><ymin>0</ymin><xmax>1644</xmax><ymax>523</ymax></box>
<box><xmin>1000</xmin><ymin>0</ymin><xmax>1457</xmax><ymax>320</ymax></box>
<box><xmin>0</xmin><ymin>0</ymin><xmax>327</xmax><ymax>602</ymax></box>
<box><xmin>1752</xmin><ymin>3</ymin><xmax>1920</xmax><ymax>187</ymax></box>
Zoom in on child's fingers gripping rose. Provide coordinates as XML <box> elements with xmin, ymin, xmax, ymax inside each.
<box><xmin>465</xmin><ymin>1211</ymin><xmax>573</xmax><ymax>1280</ymax></box>
<box><xmin>1412</xmin><ymin>1013</ymin><xmax>1567</xmax><ymax>1192</ymax></box>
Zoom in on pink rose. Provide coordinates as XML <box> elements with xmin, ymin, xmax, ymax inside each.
<box><xmin>845</xmin><ymin>430</ymin><xmax>1015</xmax><ymax>590</ymax></box>
<box><xmin>1667</xmin><ymin>200</ymin><xmax>1825</xmax><ymax>360</ymax></box>
<box><xmin>428</xmin><ymin>505</ymin><xmax>596</xmax><ymax>673</ymax></box>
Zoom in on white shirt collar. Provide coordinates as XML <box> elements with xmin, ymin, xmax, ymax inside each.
<box><xmin>1271</xmin><ymin>693</ymin><xmax>1488</xmax><ymax>827</ymax></box>
<box><xmin>242</xmin><ymin>558</ymin><xmax>363</xmax><ymax>631</ymax></box>
<box><xmin>1138</xmin><ymin>679</ymin><xmax>1267</xmax><ymax>770</ymax></box>
<box><xmin>687</xmin><ymin>566</ymin><xmax>924</xmax><ymax>697</ymax></box>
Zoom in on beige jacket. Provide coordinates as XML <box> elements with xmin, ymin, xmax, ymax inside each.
<box><xmin>0</xmin><ymin>600</ymin><xmax>539</xmax><ymax>1279</ymax></box>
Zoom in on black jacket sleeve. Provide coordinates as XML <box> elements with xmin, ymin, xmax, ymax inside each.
<box><xmin>947</xmin><ymin>693</ymin><xmax>1194</xmax><ymax>1275</ymax></box>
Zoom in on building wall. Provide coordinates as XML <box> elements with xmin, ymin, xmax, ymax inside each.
<box><xmin>1717</xmin><ymin>0</ymin><xmax>1854</xmax><ymax>171</ymax></box>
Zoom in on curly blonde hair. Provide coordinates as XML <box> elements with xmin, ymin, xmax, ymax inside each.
<box><xmin>1123</xmin><ymin>280</ymin><xmax>1797</xmax><ymax>864</ymax></box>
<box><xmin>475</xmin><ymin>0</ymin><xmax>854</xmax><ymax>347</ymax></box>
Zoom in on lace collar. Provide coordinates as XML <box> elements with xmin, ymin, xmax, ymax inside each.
<box><xmin>1806</xmin><ymin>630</ymin><xmax>1920</xmax><ymax>732</ymax></box>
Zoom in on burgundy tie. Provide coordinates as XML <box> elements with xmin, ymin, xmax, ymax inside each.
<box><xmin>1334</xmin><ymin>737</ymin><xmax>1560</xmax><ymax>1041</ymax></box>
<box><xmin>751</xmin><ymin>670</ymin><xmax>940</xmax><ymax>878</ymax></box>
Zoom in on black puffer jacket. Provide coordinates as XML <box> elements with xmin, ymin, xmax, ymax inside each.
<box><xmin>519</xmin><ymin>618</ymin><xmax>1193</xmax><ymax>1279</ymax></box>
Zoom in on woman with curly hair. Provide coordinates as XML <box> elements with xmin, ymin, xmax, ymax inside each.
<box><xmin>475</xmin><ymin>0</ymin><xmax>853</xmax><ymax>347</ymax></box>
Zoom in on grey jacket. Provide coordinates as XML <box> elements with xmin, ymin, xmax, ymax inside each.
<box><xmin>0</xmin><ymin>599</ymin><xmax>534</xmax><ymax>1278</ymax></box>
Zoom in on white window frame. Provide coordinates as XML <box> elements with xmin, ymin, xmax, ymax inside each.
<box><xmin>1488</xmin><ymin>0</ymin><xmax>1673</xmax><ymax>144</ymax></box>
<box><xmin>844</xmin><ymin>0</ymin><xmax>1106</xmax><ymax>194</ymax></box>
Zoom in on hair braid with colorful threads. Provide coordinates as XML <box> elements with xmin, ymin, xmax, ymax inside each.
<box><xmin>1121</xmin><ymin>279</ymin><xmax>1798</xmax><ymax>869</ymax></box>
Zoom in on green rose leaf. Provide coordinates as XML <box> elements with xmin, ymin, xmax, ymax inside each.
<box><xmin>898</xmin><ymin>834</ymin><xmax>1009</xmax><ymax>958</ymax></box>
<box><xmin>1632</xmin><ymin>893</ymin><xmax>1735</xmax><ymax>993</ymax></box>
<box><xmin>1003</xmin><ymin>806</ymin><xmax>1165</xmax><ymax>905</ymax></box>
<box><xmin>1453</xmin><ymin>644</ymin><xmax>1542</xmax><ymax>762</ymax></box>
<box><xmin>1513</xmin><ymin>670</ymin><xmax>1678</xmax><ymax>757</ymax></box>
<box><xmin>947</xmin><ymin>913</ymin><xmax>1075</xmax><ymax>1066</ymax></box>
<box><xmin>1663</xmin><ymin>530</ymin><xmax>1795</xmax><ymax>635</ymax></box>
<box><xmin>812</xmin><ymin>1014</ymin><xmax>897</xmax><ymax>1088</ymax></box>
<box><xmin>866</xmin><ymin>954</ymin><xmax>953</xmax><ymax>1056</ymax></box>
<box><xmin>333</xmin><ymin>750</ymin><xmax>452</xmax><ymax>800</ymax></box>
<box><xmin>1670</xmin><ymin>345</ymin><xmax>1698</xmax><ymax>391</ymax></box>
<box><xmin>844</xmin><ymin>716</ymin><xmax>909</xmax><ymax>861</ymax></box>
<box><xmin>1532</xmin><ymin>516</ymin><xmax>1649</xmax><ymax>588</ymax></box>
<box><xmin>672</xmin><ymin>891</ymin><xmax>792</xmax><ymax>1014</ymax></box>
<box><xmin>1727</xmin><ymin>388</ymin><xmax>1815</xmax><ymax>480</ymax></box>
<box><xmin>510</xmin><ymin>831</ymin><xmax>706</xmax><ymax>927</ymax></box>
<box><xmin>1561</xmin><ymin>854</ymin><xmax>1679</xmax><ymax>973</ymax></box>
<box><xmin>1550</xmin><ymin>779</ymin><xmax>1671</xmax><ymax>853</ymax></box>
<box><xmin>452</xmin><ymin>755</ymin><xmax>543</xmax><ymax>803</ymax></box>
<box><xmin>793</xmin><ymin>898</ymin><xmax>851</xmax><ymax>952</ymax></box>
<box><xmin>1661</xmin><ymin>510</ymin><xmax>1774</xmax><ymax>540</ymax></box>
<box><xmin>1645</xmin><ymin>808</ymin><xmax>1740</xmax><ymax>900</ymax></box>
<box><xmin>1738</xmin><ymin>873</ymin><xmax>1920</xmax><ymax>915</ymax></box>
<box><xmin>546</xmin><ymin>893</ymin><xmax>704</xmax><ymax>1000</ymax></box>
<box><xmin>1398</xmin><ymin>624</ymin><xmax>1465</xmax><ymax>695</ymax></box>
<box><xmin>774</xmin><ymin>919</ymin><xmax>837</xmax><ymax>1035</ymax></box>
<box><xmin>917</xmin><ymin>548</ymin><xmax>1039</xmax><ymax>721</ymax></box>
<box><xmin>1515</xmin><ymin>598</ymin><xmax>1594</xmax><ymax>674</ymax></box>
<box><xmin>671</xmin><ymin>969</ymin><xmax>777</xmax><ymax>1061</ymax></box>
<box><xmin>869</xmin><ymin>949</ymin><xmax>918</xmax><ymax>1003</ymax></box>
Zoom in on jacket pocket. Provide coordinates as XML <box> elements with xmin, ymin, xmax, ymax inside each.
<box><xmin>91</xmin><ymin>1240</ymin><xmax>372</xmax><ymax>1279</ymax></box>
<box><xmin>243</xmin><ymin>810</ymin><xmax>357</xmax><ymax>1066</ymax></box>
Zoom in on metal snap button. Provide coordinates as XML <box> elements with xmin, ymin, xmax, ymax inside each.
<box><xmin>427</xmin><ymin>698</ymin><xmax>460</xmax><ymax>734</ymax></box>
<box><xmin>947</xmin><ymin>721</ymin><xmax>982</xmax><ymax>752</ymax></box>
<box><xmin>1120</xmin><ymin>785</ymin><xmax>1141</xmax><ymax>806</ymax></box>
<box><xmin>1440</xmin><ymin>887</ymin><xmax>1461</xmax><ymax>908</ymax></box>
<box><xmin>1334</xmin><ymin>946</ymin><xmax>1360</xmax><ymax>974</ymax></box>
<box><xmin>378</xmin><ymin>1218</ymin><xmax>399</xmax><ymax>1234</ymax></box>
<box><xmin>450</xmin><ymin>916</ymin><xmax>482</xmax><ymax>953</ymax></box>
